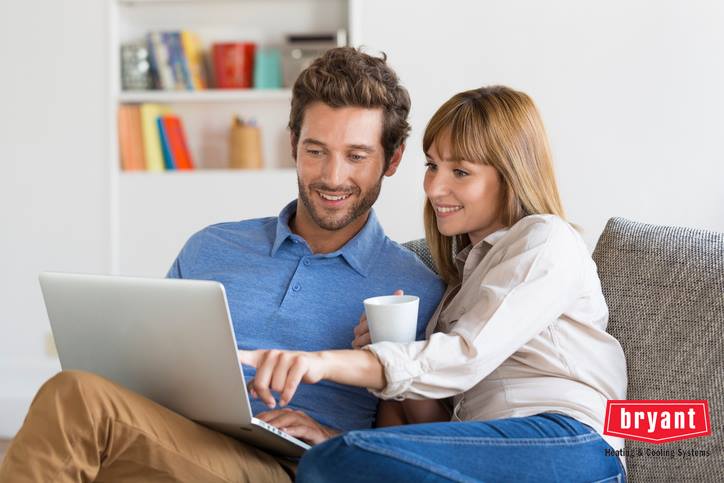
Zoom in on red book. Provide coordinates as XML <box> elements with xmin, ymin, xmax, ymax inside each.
<box><xmin>212</xmin><ymin>42</ymin><xmax>255</xmax><ymax>88</ymax></box>
<box><xmin>161</xmin><ymin>115</ymin><xmax>194</xmax><ymax>170</ymax></box>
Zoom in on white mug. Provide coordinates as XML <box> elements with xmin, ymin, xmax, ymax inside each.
<box><xmin>363</xmin><ymin>295</ymin><xmax>419</xmax><ymax>343</ymax></box>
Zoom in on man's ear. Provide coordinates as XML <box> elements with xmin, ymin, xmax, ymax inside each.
<box><xmin>290</xmin><ymin>133</ymin><xmax>298</xmax><ymax>161</ymax></box>
<box><xmin>384</xmin><ymin>144</ymin><xmax>405</xmax><ymax>177</ymax></box>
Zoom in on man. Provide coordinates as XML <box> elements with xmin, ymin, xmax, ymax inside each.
<box><xmin>0</xmin><ymin>47</ymin><xmax>444</xmax><ymax>482</ymax></box>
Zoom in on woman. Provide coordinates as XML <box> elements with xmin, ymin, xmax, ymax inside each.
<box><xmin>239</xmin><ymin>86</ymin><xmax>628</xmax><ymax>482</ymax></box>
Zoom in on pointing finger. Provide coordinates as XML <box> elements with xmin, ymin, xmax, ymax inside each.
<box><xmin>253</xmin><ymin>350</ymin><xmax>279</xmax><ymax>408</ymax></box>
<box><xmin>280</xmin><ymin>360</ymin><xmax>306</xmax><ymax>407</ymax></box>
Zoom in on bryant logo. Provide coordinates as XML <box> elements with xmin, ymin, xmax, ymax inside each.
<box><xmin>604</xmin><ymin>400</ymin><xmax>711</xmax><ymax>444</ymax></box>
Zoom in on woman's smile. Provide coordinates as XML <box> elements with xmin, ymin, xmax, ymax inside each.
<box><xmin>433</xmin><ymin>203</ymin><xmax>463</xmax><ymax>217</ymax></box>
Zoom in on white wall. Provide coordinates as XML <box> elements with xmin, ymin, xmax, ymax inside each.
<box><xmin>363</xmin><ymin>0</ymin><xmax>724</xmax><ymax>248</ymax></box>
<box><xmin>1</xmin><ymin>0</ymin><xmax>724</xmax><ymax>437</ymax></box>
<box><xmin>0</xmin><ymin>0</ymin><xmax>109</xmax><ymax>435</ymax></box>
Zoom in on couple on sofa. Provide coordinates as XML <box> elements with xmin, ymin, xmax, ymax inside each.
<box><xmin>0</xmin><ymin>48</ymin><xmax>627</xmax><ymax>482</ymax></box>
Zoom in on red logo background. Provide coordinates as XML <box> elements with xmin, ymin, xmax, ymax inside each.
<box><xmin>604</xmin><ymin>400</ymin><xmax>711</xmax><ymax>444</ymax></box>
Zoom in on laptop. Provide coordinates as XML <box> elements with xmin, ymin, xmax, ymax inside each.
<box><xmin>38</xmin><ymin>271</ymin><xmax>311</xmax><ymax>457</ymax></box>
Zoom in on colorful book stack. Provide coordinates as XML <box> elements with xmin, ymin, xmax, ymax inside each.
<box><xmin>146</xmin><ymin>31</ymin><xmax>207</xmax><ymax>91</ymax></box>
<box><xmin>118</xmin><ymin>104</ymin><xmax>195</xmax><ymax>171</ymax></box>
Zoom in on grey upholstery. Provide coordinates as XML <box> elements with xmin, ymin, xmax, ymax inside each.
<box><xmin>402</xmin><ymin>239</ymin><xmax>436</xmax><ymax>273</ymax></box>
<box><xmin>403</xmin><ymin>218</ymin><xmax>724</xmax><ymax>482</ymax></box>
<box><xmin>592</xmin><ymin>217</ymin><xmax>723</xmax><ymax>482</ymax></box>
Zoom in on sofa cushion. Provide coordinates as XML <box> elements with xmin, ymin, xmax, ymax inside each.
<box><xmin>592</xmin><ymin>217</ymin><xmax>724</xmax><ymax>482</ymax></box>
<box><xmin>402</xmin><ymin>239</ymin><xmax>436</xmax><ymax>273</ymax></box>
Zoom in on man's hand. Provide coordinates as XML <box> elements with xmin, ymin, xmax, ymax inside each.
<box><xmin>238</xmin><ymin>349</ymin><xmax>327</xmax><ymax>409</ymax></box>
<box><xmin>352</xmin><ymin>289</ymin><xmax>404</xmax><ymax>349</ymax></box>
<box><xmin>257</xmin><ymin>408</ymin><xmax>339</xmax><ymax>445</ymax></box>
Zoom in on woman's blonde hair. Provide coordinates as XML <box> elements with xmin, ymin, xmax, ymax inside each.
<box><xmin>423</xmin><ymin>86</ymin><xmax>567</xmax><ymax>284</ymax></box>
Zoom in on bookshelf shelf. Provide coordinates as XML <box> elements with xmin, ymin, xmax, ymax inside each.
<box><xmin>118</xmin><ymin>168</ymin><xmax>295</xmax><ymax>176</ymax></box>
<box><xmin>118</xmin><ymin>89</ymin><xmax>293</xmax><ymax>104</ymax></box>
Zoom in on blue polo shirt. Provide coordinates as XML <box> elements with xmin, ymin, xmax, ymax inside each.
<box><xmin>167</xmin><ymin>200</ymin><xmax>444</xmax><ymax>431</ymax></box>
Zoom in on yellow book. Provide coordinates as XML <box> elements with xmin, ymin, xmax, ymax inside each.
<box><xmin>181</xmin><ymin>31</ymin><xmax>207</xmax><ymax>90</ymax></box>
<box><xmin>140</xmin><ymin>103</ymin><xmax>171</xmax><ymax>171</ymax></box>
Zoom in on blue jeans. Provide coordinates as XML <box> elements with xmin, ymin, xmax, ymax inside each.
<box><xmin>297</xmin><ymin>413</ymin><xmax>626</xmax><ymax>483</ymax></box>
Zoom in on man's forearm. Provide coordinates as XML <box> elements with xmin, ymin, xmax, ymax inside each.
<box><xmin>319</xmin><ymin>349</ymin><xmax>386</xmax><ymax>390</ymax></box>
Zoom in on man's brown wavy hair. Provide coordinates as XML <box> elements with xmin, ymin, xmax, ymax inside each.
<box><xmin>288</xmin><ymin>47</ymin><xmax>411</xmax><ymax>169</ymax></box>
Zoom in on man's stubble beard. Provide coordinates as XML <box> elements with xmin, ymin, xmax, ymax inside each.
<box><xmin>297</xmin><ymin>176</ymin><xmax>383</xmax><ymax>231</ymax></box>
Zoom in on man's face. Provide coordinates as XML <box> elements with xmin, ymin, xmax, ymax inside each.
<box><xmin>294</xmin><ymin>102</ymin><xmax>397</xmax><ymax>231</ymax></box>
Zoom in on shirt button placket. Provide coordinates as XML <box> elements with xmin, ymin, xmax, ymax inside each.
<box><xmin>288</xmin><ymin>257</ymin><xmax>309</xmax><ymax>297</ymax></box>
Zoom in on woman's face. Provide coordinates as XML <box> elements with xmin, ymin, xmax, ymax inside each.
<box><xmin>424</xmin><ymin>134</ymin><xmax>506</xmax><ymax>246</ymax></box>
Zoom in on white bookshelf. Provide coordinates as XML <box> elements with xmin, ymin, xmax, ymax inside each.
<box><xmin>108</xmin><ymin>0</ymin><xmax>357</xmax><ymax>274</ymax></box>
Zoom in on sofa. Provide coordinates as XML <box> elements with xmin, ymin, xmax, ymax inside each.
<box><xmin>404</xmin><ymin>217</ymin><xmax>724</xmax><ymax>482</ymax></box>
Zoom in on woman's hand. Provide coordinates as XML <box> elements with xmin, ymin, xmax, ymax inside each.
<box><xmin>352</xmin><ymin>289</ymin><xmax>404</xmax><ymax>349</ymax></box>
<box><xmin>257</xmin><ymin>408</ymin><xmax>339</xmax><ymax>445</ymax></box>
<box><xmin>238</xmin><ymin>349</ymin><xmax>328</xmax><ymax>409</ymax></box>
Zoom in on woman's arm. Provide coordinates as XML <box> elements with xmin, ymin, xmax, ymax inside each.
<box><xmin>240</xmin><ymin>347</ymin><xmax>451</xmax><ymax>425</ymax></box>
<box><xmin>323</xmin><ymin>349</ymin><xmax>386</xmax><ymax>389</ymax></box>
<box><xmin>238</xmin><ymin>348</ymin><xmax>384</xmax><ymax>408</ymax></box>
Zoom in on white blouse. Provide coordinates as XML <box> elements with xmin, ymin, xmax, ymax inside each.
<box><xmin>365</xmin><ymin>214</ymin><xmax>627</xmax><ymax>454</ymax></box>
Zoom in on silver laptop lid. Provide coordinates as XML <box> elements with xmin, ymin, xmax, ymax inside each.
<box><xmin>38</xmin><ymin>272</ymin><xmax>252</xmax><ymax>427</ymax></box>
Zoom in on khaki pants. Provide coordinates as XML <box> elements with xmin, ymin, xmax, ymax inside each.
<box><xmin>0</xmin><ymin>371</ymin><xmax>296</xmax><ymax>482</ymax></box>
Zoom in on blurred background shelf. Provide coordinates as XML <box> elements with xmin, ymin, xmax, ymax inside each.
<box><xmin>110</xmin><ymin>0</ymin><xmax>355</xmax><ymax>274</ymax></box>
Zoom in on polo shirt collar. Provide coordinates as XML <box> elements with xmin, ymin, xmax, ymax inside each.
<box><xmin>271</xmin><ymin>200</ymin><xmax>299</xmax><ymax>256</ymax></box>
<box><xmin>334</xmin><ymin>209</ymin><xmax>384</xmax><ymax>277</ymax></box>
<box><xmin>270</xmin><ymin>200</ymin><xmax>384</xmax><ymax>277</ymax></box>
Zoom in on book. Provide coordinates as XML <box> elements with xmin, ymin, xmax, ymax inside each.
<box><xmin>147</xmin><ymin>32</ymin><xmax>174</xmax><ymax>90</ymax></box>
<box><xmin>120</xmin><ymin>42</ymin><xmax>152</xmax><ymax>90</ymax></box>
<box><xmin>129</xmin><ymin>106</ymin><xmax>148</xmax><ymax>170</ymax></box>
<box><xmin>117</xmin><ymin>104</ymin><xmax>146</xmax><ymax>171</ymax></box>
<box><xmin>162</xmin><ymin>115</ymin><xmax>194</xmax><ymax>170</ymax></box>
<box><xmin>169</xmin><ymin>31</ymin><xmax>194</xmax><ymax>90</ymax></box>
<box><xmin>164</xmin><ymin>31</ymin><xmax>189</xmax><ymax>90</ymax></box>
<box><xmin>181</xmin><ymin>31</ymin><xmax>207</xmax><ymax>90</ymax></box>
<box><xmin>139</xmin><ymin>103</ymin><xmax>171</xmax><ymax>171</ymax></box>
<box><xmin>157</xmin><ymin>117</ymin><xmax>175</xmax><ymax>170</ymax></box>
